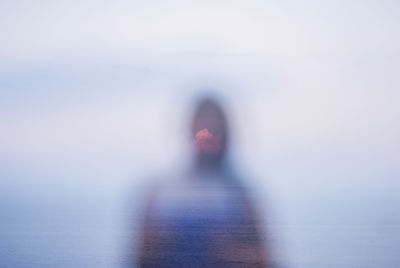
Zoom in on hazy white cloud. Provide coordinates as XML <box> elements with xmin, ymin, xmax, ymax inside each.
<box><xmin>2</xmin><ymin>0</ymin><xmax>398</xmax><ymax>67</ymax></box>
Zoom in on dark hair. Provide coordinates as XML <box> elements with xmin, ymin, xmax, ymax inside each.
<box><xmin>191</xmin><ymin>96</ymin><xmax>229</xmax><ymax>149</ymax></box>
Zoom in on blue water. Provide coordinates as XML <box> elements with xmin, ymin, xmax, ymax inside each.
<box><xmin>1</xmin><ymin>209</ymin><xmax>399</xmax><ymax>267</ymax></box>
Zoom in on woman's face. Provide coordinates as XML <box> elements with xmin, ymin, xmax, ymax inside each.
<box><xmin>192</xmin><ymin>102</ymin><xmax>227</xmax><ymax>158</ymax></box>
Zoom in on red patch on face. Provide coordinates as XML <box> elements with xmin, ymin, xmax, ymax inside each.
<box><xmin>194</xmin><ymin>128</ymin><xmax>222</xmax><ymax>153</ymax></box>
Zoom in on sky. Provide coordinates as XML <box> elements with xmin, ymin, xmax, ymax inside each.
<box><xmin>1</xmin><ymin>0</ymin><xmax>400</xmax><ymax>225</ymax></box>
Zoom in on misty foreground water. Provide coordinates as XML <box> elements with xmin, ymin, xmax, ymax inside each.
<box><xmin>1</xmin><ymin>185</ymin><xmax>399</xmax><ymax>268</ymax></box>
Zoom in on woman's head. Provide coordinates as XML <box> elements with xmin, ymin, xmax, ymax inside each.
<box><xmin>191</xmin><ymin>97</ymin><xmax>229</xmax><ymax>166</ymax></box>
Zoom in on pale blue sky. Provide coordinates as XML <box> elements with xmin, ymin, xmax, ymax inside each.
<box><xmin>1</xmin><ymin>0</ymin><xmax>399</xmax><ymax>224</ymax></box>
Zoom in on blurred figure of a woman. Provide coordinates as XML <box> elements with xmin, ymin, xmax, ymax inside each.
<box><xmin>136</xmin><ymin>96</ymin><xmax>269</xmax><ymax>267</ymax></box>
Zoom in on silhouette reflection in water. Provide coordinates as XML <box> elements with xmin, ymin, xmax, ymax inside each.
<box><xmin>136</xmin><ymin>97</ymin><xmax>269</xmax><ymax>267</ymax></box>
